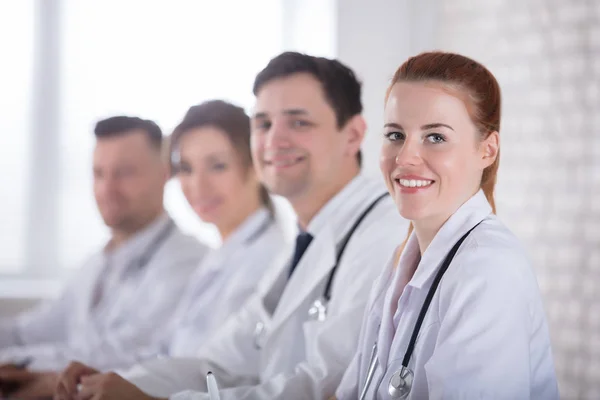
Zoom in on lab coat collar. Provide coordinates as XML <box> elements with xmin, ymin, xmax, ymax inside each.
<box><xmin>305</xmin><ymin>172</ymin><xmax>373</xmax><ymax>237</ymax></box>
<box><xmin>406</xmin><ymin>190</ymin><xmax>492</xmax><ymax>290</ymax></box>
<box><xmin>104</xmin><ymin>212</ymin><xmax>173</xmax><ymax>272</ymax></box>
<box><xmin>270</xmin><ymin>173</ymin><xmax>389</xmax><ymax>329</ymax></box>
<box><xmin>82</xmin><ymin>213</ymin><xmax>173</xmax><ymax>315</ymax></box>
<box><xmin>365</xmin><ymin>248</ymin><xmax>400</xmax><ymax>318</ymax></box>
<box><xmin>223</xmin><ymin>207</ymin><xmax>271</xmax><ymax>248</ymax></box>
<box><xmin>204</xmin><ymin>208</ymin><xmax>272</xmax><ymax>269</ymax></box>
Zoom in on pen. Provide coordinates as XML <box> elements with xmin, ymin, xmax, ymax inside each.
<box><xmin>206</xmin><ymin>371</ymin><xmax>220</xmax><ymax>400</ymax></box>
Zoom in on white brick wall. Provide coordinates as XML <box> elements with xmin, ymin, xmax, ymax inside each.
<box><xmin>437</xmin><ymin>0</ymin><xmax>600</xmax><ymax>398</ymax></box>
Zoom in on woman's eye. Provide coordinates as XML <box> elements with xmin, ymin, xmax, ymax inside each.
<box><xmin>384</xmin><ymin>131</ymin><xmax>404</xmax><ymax>141</ymax></box>
<box><xmin>426</xmin><ymin>133</ymin><xmax>446</xmax><ymax>144</ymax></box>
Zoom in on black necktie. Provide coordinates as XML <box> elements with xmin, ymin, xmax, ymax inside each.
<box><xmin>289</xmin><ymin>232</ymin><xmax>313</xmax><ymax>278</ymax></box>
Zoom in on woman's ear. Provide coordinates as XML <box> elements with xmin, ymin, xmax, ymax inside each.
<box><xmin>480</xmin><ymin>131</ymin><xmax>499</xmax><ymax>168</ymax></box>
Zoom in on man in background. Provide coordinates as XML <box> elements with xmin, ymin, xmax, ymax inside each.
<box><xmin>0</xmin><ymin>116</ymin><xmax>208</xmax><ymax>397</ymax></box>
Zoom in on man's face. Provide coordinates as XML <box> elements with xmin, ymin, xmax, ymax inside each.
<box><xmin>251</xmin><ymin>73</ymin><xmax>357</xmax><ymax>203</ymax></box>
<box><xmin>93</xmin><ymin>130</ymin><xmax>166</xmax><ymax>232</ymax></box>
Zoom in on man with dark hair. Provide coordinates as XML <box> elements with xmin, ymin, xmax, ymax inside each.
<box><xmin>253</xmin><ymin>51</ymin><xmax>364</xmax><ymax>165</ymax></box>
<box><xmin>53</xmin><ymin>53</ymin><xmax>408</xmax><ymax>400</ymax></box>
<box><xmin>0</xmin><ymin>116</ymin><xmax>208</xmax><ymax>397</ymax></box>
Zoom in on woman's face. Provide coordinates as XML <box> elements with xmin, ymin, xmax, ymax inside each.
<box><xmin>178</xmin><ymin>126</ymin><xmax>260</xmax><ymax>235</ymax></box>
<box><xmin>380</xmin><ymin>81</ymin><xmax>498</xmax><ymax>227</ymax></box>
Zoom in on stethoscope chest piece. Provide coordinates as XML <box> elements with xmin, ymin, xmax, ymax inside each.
<box><xmin>308</xmin><ymin>297</ymin><xmax>328</xmax><ymax>322</ymax></box>
<box><xmin>388</xmin><ymin>366</ymin><xmax>413</xmax><ymax>399</ymax></box>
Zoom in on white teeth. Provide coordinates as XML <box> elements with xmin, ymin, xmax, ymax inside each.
<box><xmin>398</xmin><ymin>179</ymin><xmax>433</xmax><ymax>188</ymax></box>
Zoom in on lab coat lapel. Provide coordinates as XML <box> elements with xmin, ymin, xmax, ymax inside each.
<box><xmin>377</xmin><ymin>234</ymin><xmax>420</xmax><ymax>366</ymax></box>
<box><xmin>101</xmin><ymin>264</ymin><xmax>143</xmax><ymax>327</ymax></box>
<box><xmin>98</xmin><ymin>261</ymin><xmax>146</xmax><ymax>328</ymax></box>
<box><xmin>269</xmin><ymin>225</ymin><xmax>337</xmax><ymax>332</ymax></box>
<box><xmin>102</xmin><ymin>216</ymin><xmax>175</xmax><ymax>325</ymax></box>
<box><xmin>408</xmin><ymin>190</ymin><xmax>492</xmax><ymax>290</ymax></box>
<box><xmin>266</xmin><ymin>174</ymin><xmax>385</xmax><ymax>334</ymax></box>
<box><xmin>348</xmin><ymin>251</ymin><xmax>398</xmax><ymax>390</ymax></box>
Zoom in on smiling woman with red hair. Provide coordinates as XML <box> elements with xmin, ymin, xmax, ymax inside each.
<box><xmin>336</xmin><ymin>52</ymin><xmax>559</xmax><ymax>400</ymax></box>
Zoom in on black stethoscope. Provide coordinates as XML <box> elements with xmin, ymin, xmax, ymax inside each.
<box><xmin>133</xmin><ymin>218</ymin><xmax>176</xmax><ymax>271</ymax></box>
<box><xmin>307</xmin><ymin>192</ymin><xmax>390</xmax><ymax>322</ymax></box>
<box><xmin>359</xmin><ymin>222</ymin><xmax>482</xmax><ymax>400</ymax></box>
<box><xmin>253</xmin><ymin>193</ymin><xmax>390</xmax><ymax>348</ymax></box>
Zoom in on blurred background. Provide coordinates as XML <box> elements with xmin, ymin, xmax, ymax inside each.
<box><xmin>0</xmin><ymin>0</ymin><xmax>598</xmax><ymax>397</ymax></box>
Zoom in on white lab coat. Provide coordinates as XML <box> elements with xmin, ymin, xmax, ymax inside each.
<box><xmin>0</xmin><ymin>214</ymin><xmax>208</xmax><ymax>371</ymax></box>
<box><xmin>85</xmin><ymin>208</ymin><xmax>290</xmax><ymax>370</ymax></box>
<box><xmin>122</xmin><ymin>174</ymin><xmax>410</xmax><ymax>400</ymax></box>
<box><xmin>336</xmin><ymin>190</ymin><xmax>559</xmax><ymax>400</ymax></box>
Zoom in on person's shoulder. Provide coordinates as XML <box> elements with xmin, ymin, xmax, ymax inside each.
<box><xmin>155</xmin><ymin>225</ymin><xmax>210</xmax><ymax>272</ymax></box>
<box><xmin>473</xmin><ymin>216</ymin><xmax>524</xmax><ymax>249</ymax></box>
<box><xmin>448</xmin><ymin>216</ymin><xmax>537</xmax><ymax>292</ymax></box>
<box><xmin>469</xmin><ymin>216</ymin><xmax>529</xmax><ymax>266</ymax></box>
<box><xmin>352</xmin><ymin>191</ymin><xmax>409</xmax><ymax>244</ymax></box>
<box><xmin>61</xmin><ymin>250</ymin><xmax>104</xmax><ymax>287</ymax></box>
<box><xmin>338</xmin><ymin>191</ymin><xmax>406</xmax><ymax>283</ymax></box>
<box><xmin>438</xmin><ymin>216</ymin><xmax>547</xmax><ymax>329</ymax></box>
<box><xmin>236</xmin><ymin>218</ymin><xmax>293</xmax><ymax>281</ymax></box>
<box><xmin>168</xmin><ymin>224</ymin><xmax>210</xmax><ymax>255</ymax></box>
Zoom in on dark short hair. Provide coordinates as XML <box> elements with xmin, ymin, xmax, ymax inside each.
<box><xmin>253</xmin><ymin>52</ymin><xmax>363</xmax><ymax>129</ymax></box>
<box><xmin>171</xmin><ymin>100</ymin><xmax>274</xmax><ymax>213</ymax></box>
<box><xmin>94</xmin><ymin>116</ymin><xmax>163</xmax><ymax>150</ymax></box>
<box><xmin>253</xmin><ymin>52</ymin><xmax>363</xmax><ymax>165</ymax></box>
